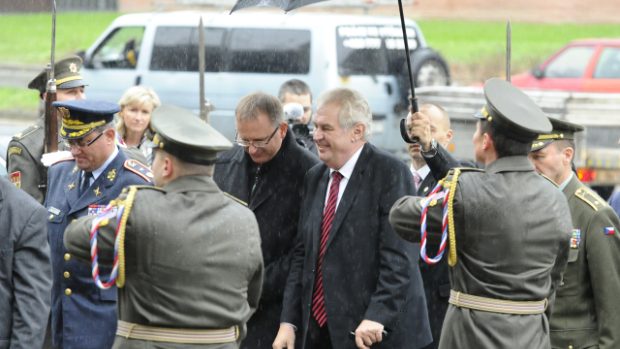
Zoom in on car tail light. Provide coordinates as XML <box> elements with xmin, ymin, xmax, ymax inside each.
<box><xmin>577</xmin><ymin>168</ymin><xmax>597</xmax><ymax>183</ymax></box>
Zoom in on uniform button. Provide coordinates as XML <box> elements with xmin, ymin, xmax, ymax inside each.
<box><xmin>49</xmin><ymin>214</ymin><xmax>54</xmax><ymax>221</ymax></box>
<box><xmin>64</xmin><ymin>253</ymin><xmax>71</xmax><ymax>261</ymax></box>
<box><xmin>63</xmin><ymin>271</ymin><xmax>70</xmax><ymax>279</ymax></box>
<box><xmin>568</xmin><ymin>346</ymin><xmax>573</xmax><ymax>349</ymax></box>
<box><xmin>64</xmin><ymin>288</ymin><xmax>72</xmax><ymax>296</ymax></box>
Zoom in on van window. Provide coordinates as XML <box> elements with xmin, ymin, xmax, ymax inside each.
<box><xmin>151</xmin><ymin>27</ymin><xmax>226</xmax><ymax>72</ymax></box>
<box><xmin>91</xmin><ymin>26</ymin><xmax>145</xmax><ymax>69</ymax></box>
<box><xmin>337</xmin><ymin>25</ymin><xmax>419</xmax><ymax>76</ymax></box>
<box><xmin>150</xmin><ymin>26</ymin><xmax>311</xmax><ymax>74</ymax></box>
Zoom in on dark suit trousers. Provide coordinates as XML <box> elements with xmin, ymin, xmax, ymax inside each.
<box><xmin>306</xmin><ymin>317</ymin><xmax>333</xmax><ymax>349</ymax></box>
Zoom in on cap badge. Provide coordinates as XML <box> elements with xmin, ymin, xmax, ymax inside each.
<box><xmin>69</xmin><ymin>62</ymin><xmax>78</xmax><ymax>73</ymax></box>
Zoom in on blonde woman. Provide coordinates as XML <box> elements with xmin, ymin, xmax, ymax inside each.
<box><xmin>117</xmin><ymin>86</ymin><xmax>161</xmax><ymax>164</ymax></box>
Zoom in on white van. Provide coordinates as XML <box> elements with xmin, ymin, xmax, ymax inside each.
<box><xmin>80</xmin><ymin>11</ymin><xmax>450</xmax><ymax>156</ymax></box>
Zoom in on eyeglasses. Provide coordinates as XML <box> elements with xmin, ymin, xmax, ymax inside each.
<box><xmin>235</xmin><ymin>126</ymin><xmax>279</xmax><ymax>148</ymax></box>
<box><xmin>64</xmin><ymin>132</ymin><xmax>104</xmax><ymax>149</ymax></box>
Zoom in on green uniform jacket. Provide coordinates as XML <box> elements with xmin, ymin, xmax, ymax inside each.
<box><xmin>550</xmin><ymin>175</ymin><xmax>620</xmax><ymax>349</ymax></box>
<box><xmin>389</xmin><ymin>156</ymin><xmax>573</xmax><ymax>349</ymax></box>
<box><xmin>6</xmin><ymin>120</ymin><xmax>48</xmax><ymax>203</ymax></box>
<box><xmin>64</xmin><ymin>175</ymin><xmax>264</xmax><ymax>349</ymax></box>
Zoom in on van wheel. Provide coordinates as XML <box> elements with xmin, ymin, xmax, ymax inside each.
<box><xmin>412</xmin><ymin>48</ymin><xmax>451</xmax><ymax>87</ymax></box>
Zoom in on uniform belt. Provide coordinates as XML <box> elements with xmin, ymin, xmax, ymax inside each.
<box><xmin>116</xmin><ymin>320</ymin><xmax>239</xmax><ymax>344</ymax></box>
<box><xmin>449</xmin><ymin>290</ymin><xmax>548</xmax><ymax>315</ymax></box>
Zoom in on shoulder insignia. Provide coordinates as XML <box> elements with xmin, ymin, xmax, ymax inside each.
<box><xmin>539</xmin><ymin>173</ymin><xmax>559</xmax><ymax>187</ymax></box>
<box><xmin>574</xmin><ymin>187</ymin><xmax>605</xmax><ymax>212</ymax></box>
<box><xmin>132</xmin><ymin>184</ymin><xmax>165</xmax><ymax>192</ymax></box>
<box><xmin>223</xmin><ymin>192</ymin><xmax>248</xmax><ymax>206</ymax></box>
<box><xmin>9</xmin><ymin>171</ymin><xmax>21</xmax><ymax>189</ymax></box>
<box><xmin>124</xmin><ymin>159</ymin><xmax>153</xmax><ymax>182</ymax></box>
<box><xmin>8</xmin><ymin>146</ymin><xmax>22</xmax><ymax>157</ymax></box>
<box><xmin>453</xmin><ymin>166</ymin><xmax>484</xmax><ymax>172</ymax></box>
<box><xmin>11</xmin><ymin>124</ymin><xmax>41</xmax><ymax>141</ymax></box>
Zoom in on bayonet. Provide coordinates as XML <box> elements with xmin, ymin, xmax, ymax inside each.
<box><xmin>44</xmin><ymin>0</ymin><xmax>58</xmax><ymax>153</ymax></box>
<box><xmin>506</xmin><ymin>20</ymin><xmax>511</xmax><ymax>82</ymax></box>
<box><xmin>198</xmin><ymin>17</ymin><xmax>208</xmax><ymax>123</ymax></box>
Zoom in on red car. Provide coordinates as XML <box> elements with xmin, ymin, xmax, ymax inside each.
<box><xmin>512</xmin><ymin>39</ymin><xmax>620</xmax><ymax>93</ymax></box>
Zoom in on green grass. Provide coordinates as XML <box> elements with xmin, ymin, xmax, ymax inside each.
<box><xmin>417</xmin><ymin>20</ymin><xmax>620</xmax><ymax>74</ymax></box>
<box><xmin>0</xmin><ymin>87</ymin><xmax>39</xmax><ymax>110</ymax></box>
<box><xmin>0</xmin><ymin>12</ymin><xmax>120</xmax><ymax>64</ymax></box>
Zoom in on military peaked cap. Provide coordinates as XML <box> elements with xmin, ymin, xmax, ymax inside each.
<box><xmin>28</xmin><ymin>56</ymin><xmax>87</xmax><ymax>94</ymax></box>
<box><xmin>474</xmin><ymin>78</ymin><xmax>552</xmax><ymax>142</ymax></box>
<box><xmin>531</xmin><ymin>117</ymin><xmax>584</xmax><ymax>151</ymax></box>
<box><xmin>150</xmin><ymin>105</ymin><xmax>232</xmax><ymax>165</ymax></box>
<box><xmin>53</xmin><ymin>99</ymin><xmax>119</xmax><ymax>140</ymax></box>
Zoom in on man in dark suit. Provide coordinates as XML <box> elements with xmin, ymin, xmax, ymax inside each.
<box><xmin>0</xmin><ymin>176</ymin><xmax>51</xmax><ymax>349</ymax></box>
<box><xmin>213</xmin><ymin>92</ymin><xmax>318</xmax><ymax>349</ymax></box>
<box><xmin>273</xmin><ymin>88</ymin><xmax>431</xmax><ymax>349</ymax></box>
<box><xmin>45</xmin><ymin>100</ymin><xmax>152</xmax><ymax>349</ymax></box>
<box><xmin>406</xmin><ymin>103</ymin><xmax>454</xmax><ymax>349</ymax></box>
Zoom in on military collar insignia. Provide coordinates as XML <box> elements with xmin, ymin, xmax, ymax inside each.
<box><xmin>107</xmin><ymin>169</ymin><xmax>117</xmax><ymax>182</ymax></box>
<box><xmin>94</xmin><ymin>187</ymin><xmax>102</xmax><ymax>197</ymax></box>
<box><xmin>570</xmin><ymin>229</ymin><xmax>581</xmax><ymax>249</ymax></box>
<box><xmin>72</xmin><ymin>166</ymin><xmax>78</xmax><ymax>174</ymax></box>
<box><xmin>68</xmin><ymin>182</ymin><xmax>76</xmax><ymax>190</ymax></box>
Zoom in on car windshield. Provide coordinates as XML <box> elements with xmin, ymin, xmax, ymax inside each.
<box><xmin>336</xmin><ymin>25</ymin><xmax>419</xmax><ymax>76</ymax></box>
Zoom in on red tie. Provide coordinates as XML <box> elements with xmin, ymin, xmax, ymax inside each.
<box><xmin>312</xmin><ymin>171</ymin><xmax>343</xmax><ymax>327</ymax></box>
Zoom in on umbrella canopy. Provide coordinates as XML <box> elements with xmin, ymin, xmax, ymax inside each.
<box><xmin>230</xmin><ymin>0</ymin><xmax>327</xmax><ymax>13</ymax></box>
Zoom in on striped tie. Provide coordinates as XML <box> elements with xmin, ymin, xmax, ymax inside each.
<box><xmin>312</xmin><ymin>171</ymin><xmax>343</xmax><ymax>327</ymax></box>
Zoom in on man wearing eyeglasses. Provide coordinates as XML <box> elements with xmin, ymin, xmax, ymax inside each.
<box><xmin>44</xmin><ymin>99</ymin><xmax>153</xmax><ymax>349</ymax></box>
<box><xmin>213</xmin><ymin>92</ymin><xmax>318</xmax><ymax>349</ymax></box>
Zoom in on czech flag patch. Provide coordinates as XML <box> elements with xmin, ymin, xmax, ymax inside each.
<box><xmin>604</xmin><ymin>227</ymin><xmax>616</xmax><ymax>235</ymax></box>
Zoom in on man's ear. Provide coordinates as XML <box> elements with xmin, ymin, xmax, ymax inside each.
<box><xmin>445</xmin><ymin>129</ymin><xmax>454</xmax><ymax>143</ymax></box>
<box><xmin>563</xmin><ymin>146</ymin><xmax>575</xmax><ymax>165</ymax></box>
<box><xmin>482</xmin><ymin>132</ymin><xmax>493</xmax><ymax>150</ymax></box>
<box><xmin>352</xmin><ymin>123</ymin><xmax>365</xmax><ymax>142</ymax></box>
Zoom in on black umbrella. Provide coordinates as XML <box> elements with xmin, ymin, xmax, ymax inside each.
<box><xmin>230</xmin><ymin>0</ymin><xmax>418</xmax><ymax>143</ymax></box>
<box><xmin>230</xmin><ymin>0</ymin><xmax>327</xmax><ymax>13</ymax></box>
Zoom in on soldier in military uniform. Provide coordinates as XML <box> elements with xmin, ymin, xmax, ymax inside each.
<box><xmin>45</xmin><ymin>99</ymin><xmax>153</xmax><ymax>349</ymax></box>
<box><xmin>64</xmin><ymin>105</ymin><xmax>264</xmax><ymax>349</ymax></box>
<box><xmin>6</xmin><ymin>56</ymin><xmax>86</xmax><ymax>203</ymax></box>
<box><xmin>389</xmin><ymin>78</ymin><xmax>573</xmax><ymax>349</ymax></box>
<box><xmin>529</xmin><ymin>118</ymin><xmax>620</xmax><ymax>349</ymax></box>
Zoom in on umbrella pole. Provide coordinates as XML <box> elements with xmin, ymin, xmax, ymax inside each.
<box><xmin>397</xmin><ymin>0</ymin><xmax>418</xmax><ymax>143</ymax></box>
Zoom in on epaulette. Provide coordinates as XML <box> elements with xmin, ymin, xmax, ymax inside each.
<box><xmin>124</xmin><ymin>159</ymin><xmax>154</xmax><ymax>182</ymax></box>
<box><xmin>223</xmin><ymin>192</ymin><xmax>248</xmax><ymax>206</ymax></box>
<box><xmin>11</xmin><ymin>124</ymin><xmax>41</xmax><ymax>141</ymax></box>
<box><xmin>131</xmin><ymin>184</ymin><xmax>165</xmax><ymax>193</ymax></box>
<box><xmin>539</xmin><ymin>173</ymin><xmax>559</xmax><ymax>187</ymax></box>
<box><xmin>575</xmin><ymin>186</ymin><xmax>605</xmax><ymax>212</ymax></box>
<box><xmin>442</xmin><ymin>166</ymin><xmax>483</xmax><ymax>183</ymax></box>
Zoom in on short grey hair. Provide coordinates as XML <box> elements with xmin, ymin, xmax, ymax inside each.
<box><xmin>235</xmin><ymin>92</ymin><xmax>283</xmax><ymax>126</ymax></box>
<box><xmin>317</xmin><ymin>88</ymin><xmax>372</xmax><ymax>139</ymax></box>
